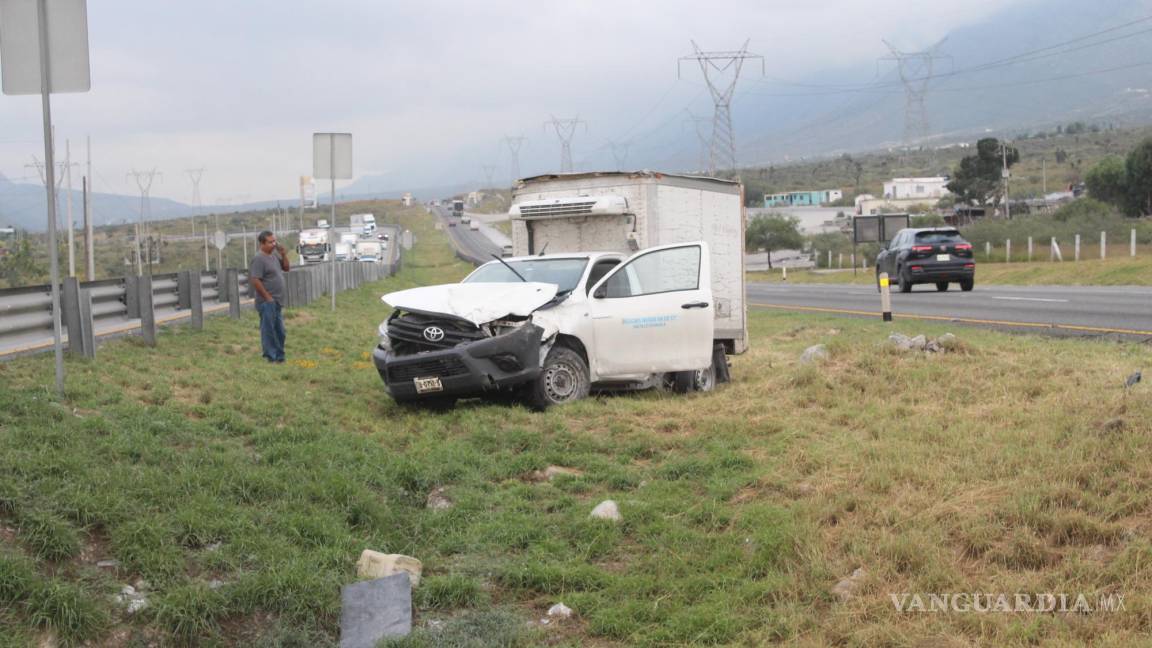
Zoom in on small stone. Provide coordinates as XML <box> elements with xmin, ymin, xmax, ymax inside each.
<box><xmin>547</xmin><ymin>603</ymin><xmax>573</xmax><ymax>618</ymax></box>
<box><xmin>340</xmin><ymin>574</ymin><xmax>412</xmax><ymax>646</ymax></box>
<box><xmin>119</xmin><ymin>585</ymin><xmax>136</xmax><ymax>596</ymax></box>
<box><xmin>208</xmin><ymin>579</ymin><xmax>226</xmax><ymax>590</ymax></box>
<box><xmin>937</xmin><ymin>333</ymin><xmax>957</xmax><ymax>346</ymax></box>
<box><xmin>908</xmin><ymin>335</ymin><xmax>927</xmax><ymax>350</ymax></box>
<box><xmin>590</xmin><ymin>500</ymin><xmax>621</xmax><ymax>522</ymax></box>
<box><xmin>204</xmin><ymin>542</ymin><xmax>222</xmax><ymax>552</ymax></box>
<box><xmin>799</xmin><ymin>344</ymin><xmax>828</xmax><ymax>364</ymax></box>
<box><xmin>924</xmin><ymin>341</ymin><xmax>941</xmax><ymax>353</ymax></box>
<box><xmin>95</xmin><ymin>559</ymin><xmax>120</xmax><ymax>569</ymax></box>
<box><xmin>1101</xmin><ymin>418</ymin><xmax>1126</xmax><ymax>434</ymax></box>
<box><xmin>426</xmin><ymin>487</ymin><xmax>452</xmax><ymax>510</ymax></box>
<box><xmin>831</xmin><ymin>567</ymin><xmax>867</xmax><ymax>602</ymax></box>
<box><xmin>356</xmin><ymin>550</ymin><xmax>423</xmax><ymax>587</ymax></box>
<box><xmin>540</xmin><ymin>618</ymin><xmax>551</xmax><ymax>625</ymax></box>
<box><xmin>133</xmin><ymin>579</ymin><xmax>151</xmax><ymax>592</ymax></box>
<box><xmin>126</xmin><ymin>598</ymin><xmax>148</xmax><ymax>614</ymax></box>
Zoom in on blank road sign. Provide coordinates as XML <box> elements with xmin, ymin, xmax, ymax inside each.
<box><xmin>313</xmin><ymin>133</ymin><xmax>353</xmax><ymax>180</ymax></box>
<box><xmin>0</xmin><ymin>0</ymin><xmax>91</xmax><ymax>95</ymax></box>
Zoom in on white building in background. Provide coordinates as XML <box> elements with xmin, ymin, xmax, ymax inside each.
<box><xmin>401</xmin><ymin>192</ymin><xmax>413</xmax><ymax>207</ymax></box>
<box><xmin>883</xmin><ymin>177</ymin><xmax>950</xmax><ymax>200</ymax></box>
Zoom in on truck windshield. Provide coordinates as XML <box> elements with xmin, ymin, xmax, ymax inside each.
<box><xmin>464</xmin><ymin>259</ymin><xmax>588</xmax><ymax>293</ymax></box>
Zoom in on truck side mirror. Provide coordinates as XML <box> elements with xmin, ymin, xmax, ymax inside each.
<box><xmin>593</xmin><ymin>285</ymin><xmax>607</xmax><ymax>299</ymax></box>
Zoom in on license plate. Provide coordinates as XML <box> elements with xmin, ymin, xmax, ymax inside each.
<box><xmin>414</xmin><ymin>376</ymin><xmax>443</xmax><ymax>394</ymax></box>
<box><xmin>936</xmin><ymin>254</ymin><xmax>950</xmax><ymax>261</ymax></box>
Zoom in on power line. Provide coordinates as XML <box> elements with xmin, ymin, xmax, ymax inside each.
<box><xmin>544</xmin><ymin>116</ymin><xmax>587</xmax><ymax>172</ymax></box>
<box><xmin>501</xmin><ymin>136</ymin><xmax>526</xmax><ymax>186</ymax></box>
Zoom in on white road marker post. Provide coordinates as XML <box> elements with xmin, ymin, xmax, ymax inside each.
<box><xmin>1132</xmin><ymin>229</ymin><xmax>1137</xmax><ymax>257</ymax></box>
<box><xmin>879</xmin><ymin>272</ymin><xmax>892</xmax><ymax>322</ymax></box>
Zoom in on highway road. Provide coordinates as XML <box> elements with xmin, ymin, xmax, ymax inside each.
<box><xmin>748</xmin><ymin>282</ymin><xmax>1152</xmax><ymax>338</ymax></box>
<box><xmin>432</xmin><ymin>205</ymin><xmax>502</xmax><ymax>263</ymax></box>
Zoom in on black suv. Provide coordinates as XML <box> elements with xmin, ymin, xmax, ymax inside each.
<box><xmin>876</xmin><ymin>227</ymin><xmax>975</xmax><ymax>292</ymax></box>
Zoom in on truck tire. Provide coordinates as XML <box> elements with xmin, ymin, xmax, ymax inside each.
<box><xmin>523</xmin><ymin>346</ymin><xmax>590</xmax><ymax>411</ymax></box>
<box><xmin>671</xmin><ymin>345</ymin><xmax>727</xmax><ymax>393</ymax></box>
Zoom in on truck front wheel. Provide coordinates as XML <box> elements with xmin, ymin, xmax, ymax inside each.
<box><xmin>523</xmin><ymin>346</ymin><xmax>590</xmax><ymax>411</ymax></box>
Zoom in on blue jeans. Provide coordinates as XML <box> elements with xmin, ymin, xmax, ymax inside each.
<box><xmin>258</xmin><ymin>301</ymin><xmax>285</xmax><ymax>362</ymax></box>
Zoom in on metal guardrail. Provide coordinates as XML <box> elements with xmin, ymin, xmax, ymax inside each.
<box><xmin>0</xmin><ymin>254</ymin><xmax>400</xmax><ymax>360</ymax></box>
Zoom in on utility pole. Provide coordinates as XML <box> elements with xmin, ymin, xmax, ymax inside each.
<box><xmin>880</xmin><ymin>40</ymin><xmax>950</xmax><ymax>149</ymax></box>
<box><xmin>679</xmin><ymin>40</ymin><xmax>763</xmax><ymax>175</ymax></box>
<box><xmin>544</xmin><ymin>116</ymin><xmax>586</xmax><ymax>173</ymax></box>
<box><xmin>64</xmin><ymin>139</ymin><xmax>75</xmax><ymax>277</ymax></box>
<box><xmin>1001</xmin><ymin>141</ymin><xmax>1011</xmax><ymax>220</ymax></box>
<box><xmin>85</xmin><ymin>135</ymin><xmax>94</xmax><ymax>280</ymax></box>
<box><xmin>127</xmin><ymin>168</ymin><xmax>162</xmax><ymax>274</ymax></box>
<box><xmin>502</xmin><ymin>136</ymin><xmax>527</xmax><ymax>186</ymax></box>
<box><xmin>186</xmin><ymin>168</ymin><xmax>206</xmax><ymax>270</ymax></box>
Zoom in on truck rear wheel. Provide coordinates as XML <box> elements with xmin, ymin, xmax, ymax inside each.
<box><xmin>671</xmin><ymin>345</ymin><xmax>727</xmax><ymax>393</ymax></box>
<box><xmin>523</xmin><ymin>346</ymin><xmax>590</xmax><ymax>411</ymax></box>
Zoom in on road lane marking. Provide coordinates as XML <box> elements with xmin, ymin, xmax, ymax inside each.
<box><xmin>748</xmin><ymin>302</ymin><xmax>1152</xmax><ymax>337</ymax></box>
<box><xmin>991</xmin><ymin>296</ymin><xmax>1069</xmax><ymax>303</ymax></box>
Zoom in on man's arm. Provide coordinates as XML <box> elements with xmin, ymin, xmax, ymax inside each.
<box><xmin>276</xmin><ymin>244</ymin><xmax>290</xmax><ymax>272</ymax></box>
<box><xmin>250</xmin><ymin>277</ymin><xmax>274</xmax><ymax>303</ymax></box>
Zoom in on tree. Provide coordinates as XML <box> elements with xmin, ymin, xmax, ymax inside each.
<box><xmin>746</xmin><ymin>214</ymin><xmax>803</xmax><ymax>269</ymax></box>
<box><xmin>1084</xmin><ymin>156</ymin><xmax>1127</xmax><ymax>207</ymax></box>
<box><xmin>1125</xmin><ymin>137</ymin><xmax>1152</xmax><ymax>216</ymax></box>
<box><xmin>946</xmin><ymin>138</ymin><xmax>1018</xmax><ymax>207</ymax></box>
<box><xmin>0</xmin><ymin>235</ymin><xmax>44</xmax><ymax>288</ymax></box>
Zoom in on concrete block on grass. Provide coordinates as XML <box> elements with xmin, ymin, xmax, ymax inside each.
<box><xmin>340</xmin><ymin>573</ymin><xmax>411</xmax><ymax>648</ymax></box>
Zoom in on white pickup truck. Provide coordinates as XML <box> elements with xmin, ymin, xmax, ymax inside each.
<box><xmin>374</xmin><ymin>243</ymin><xmax>725</xmax><ymax>410</ymax></box>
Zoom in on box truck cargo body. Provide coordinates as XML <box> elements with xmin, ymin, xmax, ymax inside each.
<box><xmin>509</xmin><ymin>171</ymin><xmax>747</xmax><ymax>354</ymax></box>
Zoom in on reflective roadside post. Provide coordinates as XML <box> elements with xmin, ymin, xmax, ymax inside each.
<box><xmin>879</xmin><ymin>272</ymin><xmax>892</xmax><ymax>322</ymax></box>
<box><xmin>0</xmin><ymin>0</ymin><xmax>92</xmax><ymax>396</ymax></box>
<box><xmin>313</xmin><ymin>133</ymin><xmax>352</xmax><ymax>311</ymax></box>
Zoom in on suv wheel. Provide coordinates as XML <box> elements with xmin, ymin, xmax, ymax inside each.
<box><xmin>936</xmin><ymin>282</ymin><xmax>949</xmax><ymax>292</ymax></box>
<box><xmin>523</xmin><ymin>346</ymin><xmax>590</xmax><ymax>411</ymax></box>
<box><xmin>898</xmin><ymin>266</ymin><xmax>913</xmax><ymax>293</ymax></box>
<box><xmin>960</xmin><ymin>278</ymin><xmax>975</xmax><ymax>291</ymax></box>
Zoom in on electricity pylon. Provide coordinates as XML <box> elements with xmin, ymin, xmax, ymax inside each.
<box><xmin>679</xmin><ymin>39</ymin><xmax>763</xmax><ymax>174</ymax></box>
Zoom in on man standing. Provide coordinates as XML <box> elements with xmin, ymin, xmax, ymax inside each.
<box><xmin>249</xmin><ymin>230</ymin><xmax>290</xmax><ymax>363</ymax></box>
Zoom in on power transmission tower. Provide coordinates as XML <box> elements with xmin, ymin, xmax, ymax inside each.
<box><xmin>679</xmin><ymin>40</ymin><xmax>763</xmax><ymax>175</ymax></box>
<box><xmin>683</xmin><ymin>111</ymin><xmax>713</xmax><ymax>174</ymax></box>
<box><xmin>880</xmin><ymin>39</ymin><xmax>950</xmax><ymax>148</ymax></box>
<box><xmin>127</xmin><ymin>168</ymin><xmax>162</xmax><ymax>275</ymax></box>
<box><xmin>544</xmin><ymin>116</ymin><xmax>586</xmax><ymax>172</ymax></box>
<box><xmin>502</xmin><ymin>136</ymin><xmax>527</xmax><ymax>186</ymax></box>
<box><xmin>481</xmin><ymin>164</ymin><xmax>496</xmax><ymax>189</ymax></box>
<box><xmin>608</xmin><ymin>141</ymin><xmax>630</xmax><ymax>170</ymax></box>
<box><xmin>186</xmin><ymin>168</ymin><xmax>207</xmax><ymax>270</ymax></box>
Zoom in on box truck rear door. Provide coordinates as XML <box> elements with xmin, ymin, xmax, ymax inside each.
<box><xmin>587</xmin><ymin>243</ymin><xmax>713</xmax><ymax>377</ymax></box>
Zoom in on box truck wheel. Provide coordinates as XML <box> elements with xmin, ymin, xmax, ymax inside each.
<box><xmin>671</xmin><ymin>344</ymin><xmax>726</xmax><ymax>393</ymax></box>
<box><xmin>523</xmin><ymin>346</ymin><xmax>590</xmax><ymax>411</ymax></box>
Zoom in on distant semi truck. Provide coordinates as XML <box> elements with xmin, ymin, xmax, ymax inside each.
<box><xmin>351</xmin><ymin>213</ymin><xmax>377</xmax><ymax>235</ymax></box>
<box><xmin>355</xmin><ymin>240</ymin><xmax>383</xmax><ymax>263</ymax></box>
<box><xmin>452</xmin><ymin>200</ymin><xmax>464</xmax><ymax>218</ymax></box>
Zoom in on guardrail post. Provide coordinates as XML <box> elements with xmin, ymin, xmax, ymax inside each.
<box><xmin>125</xmin><ymin>275</ymin><xmax>140</xmax><ymax>319</ymax></box>
<box><xmin>1101</xmin><ymin>231</ymin><xmax>1107</xmax><ymax>260</ymax></box>
<box><xmin>227</xmin><ymin>270</ymin><xmax>241</xmax><ymax>318</ymax></box>
<box><xmin>138</xmin><ymin>274</ymin><xmax>157</xmax><ymax>347</ymax></box>
<box><xmin>177</xmin><ymin>271</ymin><xmax>192</xmax><ymax>310</ymax></box>
<box><xmin>62</xmin><ymin>277</ymin><xmax>85</xmax><ymax>356</ymax></box>
<box><xmin>1028</xmin><ymin>236</ymin><xmax>1033</xmax><ymax>261</ymax></box>
<box><xmin>78</xmin><ymin>289</ymin><xmax>95</xmax><ymax>358</ymax></box>
<box><xmin>1132</xmin><ymin>229</ymin><xmax>1138</xmax><ymax>257</ymax></box>
<box><xmin>1074</xmin><ymin>234</ymin><xmax>1081</xmax><ymax>261</ymax></box>
<box><xmin>189</xmin><ymin>271</ymin><xmax>204</xmax><ymax>330</ymax></box>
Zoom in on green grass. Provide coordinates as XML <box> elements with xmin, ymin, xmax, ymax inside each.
<box><xmin>2</xmin><ymin>205</ymin><xmax>1152</xmax><ymax>644</ymax></box>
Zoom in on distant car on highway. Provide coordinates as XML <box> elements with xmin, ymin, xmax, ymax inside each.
<box><xmin>876</xmin><ymin>227</ymin><xmax>975</xmax><ymax>292</ymax></box>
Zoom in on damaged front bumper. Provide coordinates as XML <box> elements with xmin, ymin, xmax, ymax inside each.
<box><xmin>373</xmin><ymin>322</ymin><xmax>543</xmax><ymax>399</ymax></box>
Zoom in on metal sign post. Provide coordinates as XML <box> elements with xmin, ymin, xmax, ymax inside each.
<box><xmin>1</xmin><ymin>0</ymin><xmax>91</xmax><ymax>396</ymax></box>
<box><xmin>312</xmin><ymin>133</ymin><xmax>352</xmax><ymax>311</ymax></box>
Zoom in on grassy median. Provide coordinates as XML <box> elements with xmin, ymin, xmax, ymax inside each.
<box><xmin>2</xmin><ymin>211</ymin><xmax>1151</xmax><ymax>645</ymax></box>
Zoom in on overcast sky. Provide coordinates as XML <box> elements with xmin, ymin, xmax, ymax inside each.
<box><xmin>0</xmin><ymin>0</ymin><xmax>1041</xmax><ymax>204</ymax></box>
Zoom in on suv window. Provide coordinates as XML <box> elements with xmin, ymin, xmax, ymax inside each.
<box><xmin>914</xmin><ymin>230</ymin><xmax>964</xmax><ymax>244</ymax></box>
<box><xmin>585</xmin><ymin>259</ymin><xmax>620</xmax><ymax>294</ymax></box>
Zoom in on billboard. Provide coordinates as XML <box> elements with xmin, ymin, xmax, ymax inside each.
<box><xmin>300</xmin><ymin>176</ymin><xmax>317</xmax><ymax>209</ymax></box>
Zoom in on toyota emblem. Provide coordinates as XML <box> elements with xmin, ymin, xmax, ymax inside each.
<box><xmin>423</xmin><ymin>326</ymin><xmax>445</xmax><ymax>342</ymax></box>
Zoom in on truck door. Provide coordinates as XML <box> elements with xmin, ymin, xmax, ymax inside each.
<box><xmin>587</xmin><ymin>243</ymin><xmax>713</xmax><ymax>378</ymax></box>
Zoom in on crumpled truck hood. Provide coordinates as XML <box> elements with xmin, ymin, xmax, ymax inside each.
<box><xmin>382</xmin><ymin>282</ymin><xmax>559</xmax><ymax>326</ymax></box>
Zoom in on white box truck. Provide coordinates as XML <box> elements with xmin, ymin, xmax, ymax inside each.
<box><xmin>297</xmin><ymin>228</ymin><xmax>331</xmax><ymax>264</ymax></box>
<box><xmin>372</xmin><ymin>171</ymin><xmax>747</xmax><ymax>411</ymax></box>
<box><xmin>356</xmin><ymin>240</ymin><xmax>383</xmax><ymax>263</ymax></box>
<box><xmin>351</xmin><ymin>213</ymin><xmax>377</xmax><ymax>235</ymax></box>
<box><xmin>509</xmin><ymin>171</ymin><xmax>747</xmax><ymax>354</ymax></box>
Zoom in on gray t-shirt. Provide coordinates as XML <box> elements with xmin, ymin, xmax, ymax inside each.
<box><xmin>249</xmin><ymin>252</ymin><xmax>286</xmax><ymax>304</ymax></box>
